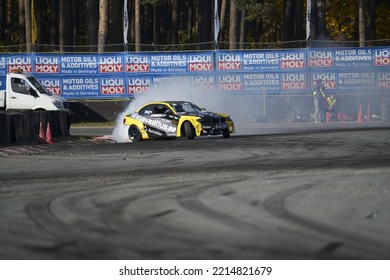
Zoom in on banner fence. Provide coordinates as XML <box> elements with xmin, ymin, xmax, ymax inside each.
<box><xmin>0</xmin><ymin>47</ymin><xmax>389</xmax><ymax>99</ymax></box>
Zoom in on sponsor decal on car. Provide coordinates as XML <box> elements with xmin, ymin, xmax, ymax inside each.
<box><xmin>132</xmin><ymin>114</ymin><xmax>177</xmax><ymax>133</ymax></box>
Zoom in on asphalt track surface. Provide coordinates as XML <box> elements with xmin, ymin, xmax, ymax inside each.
<box><xmin>1</xmin><ymin>121</ymin><xmax>390</xmax><ymax>260</ymax></box>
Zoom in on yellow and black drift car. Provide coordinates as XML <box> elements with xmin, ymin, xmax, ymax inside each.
<box><xmin>123</xmin><ymin>101</ymin><xmax>235</xmax><ymax>142</ymax></box>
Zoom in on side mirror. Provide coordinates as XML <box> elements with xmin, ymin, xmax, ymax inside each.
<box><xmin>30</xmin><ymin>88</ymin><xmax>39</xmax><ymax>97</ymax></box>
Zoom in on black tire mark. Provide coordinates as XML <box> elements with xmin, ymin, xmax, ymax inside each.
<box><xmin>175</xmin><ymin>177</ymin><xmax>315</xmax><ymax>259</ymax></box>
<box><xmin>263</xmin><ymin>183</ymin><xmax>390</xmax><ymax>259</ymax></box>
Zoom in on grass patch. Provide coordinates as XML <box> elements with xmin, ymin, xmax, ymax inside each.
<box><xmin>70</xmin><ymin>121</ymin><xmax>115</xmax><ymax>127</ymax></box>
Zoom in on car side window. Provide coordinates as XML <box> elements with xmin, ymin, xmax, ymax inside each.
<box><xmin>139</xmin><ymin>105</ymin><xmax>154</xmax><ymax>116</ymax></box>
<box><xmin>153</xmin><ymin>105</ymin><xmax>167</xmax><ymax>115</ymax></box>
<box><xmin>11</xmin><ymin>78</ymin><xmax>29</xmax><ymax>94</ymax></box>
<box><xmin>153</xmin><ymin>105</ymin><xmax>173</xmax><ymax>118</ymax></box>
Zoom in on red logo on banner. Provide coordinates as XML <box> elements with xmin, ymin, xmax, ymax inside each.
<box><xmin>309</xmin><ymin>58</ymin><xmax>334</xmax><ymax>67</ymax></box>
<box><xmin>99</xmin><ymin>64</ymin><xmax>123</xmax><ymax>72</ymax></box>
<box><xmin>34</xmin><ymin>64</ymin><xmax>60</xmax><ymax>73</ymax></box>
<box><xmin>126</xmin><ymin>64</ymin><xmax>149</xmax><ymax>72</ymax></box>
<box><xmin>219</xmin><ymin>75</ymin><xmax>242</xmax><ymax>91</ymax></box>
<box><xmin>101</xmin><ymin>78</ymin><xmax>124</xmax><ymax>94</ymax></box>
<box><xmin>46</xmin><ymin>87</ymin><xmax>62</xmax><ymax>95</ymax></box>
<box><xmin>282</xmin><ymin>73</ymin><xmax>306</xmax><ymax>90</ymax></box>
<box><xmin>281</xmin><ymin>60</ymin><xmax>305</xmax><ymax>69</ymax></box>
<box><xmin>281</xmin><ymin>53</ymin><xmax>305</xmax><ymax>69</ymax></box>
<box><xmin>282</xmin><ymin>81</ymin><xmax>306</xmax><ymax>90</ymax></box>
<box><xmin>218</xmin><ymin>62</ymin><xmax>242</xmax><ymax>70</ymax></box>
<box><xmin>101</xmin><ymin>86</ymin><xmax>125</xmax><ymax>94</ymax></box>
<box><xmin>378</xmin><ymin>73</ymin><xmax>390</xmax><ymax>88</ymax></box>
<box><xmin>220</xmin><ymin>83</ymin><xmax>242</xmax><ymax>91</ymax></box>
<box><xmin>374</xmin><ymin>57</ymin><xmax>390</xmax><ymax>66</ymax></box>
<box><xmin>8</xmin><ymin>65</ymin><xmax>32</xmax><ymax>73</ymax></box>
<box><xmin>34</xmin><ymin>57</ymin><xmax>60</xmax><ymax>73</ymax></box>
<box><xmin>188</xmin><ymin>63</ymin><xmax>213</xmax><ymax>71</ymax></box>
<box><xmin>128</xmin><ymin>85</ymin><xmax>149</xmax><ymax>94</ymax></box>
<box><xmin>99</xmin><ymin>57</ymin><xmax>123</xmax><ymax>72</ymax></box>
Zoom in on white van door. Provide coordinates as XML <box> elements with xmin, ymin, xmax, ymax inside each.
<box><xmin>8</xmin><ymin>78</ymin><xmax>36</xmax><ymax>110</ymax></box>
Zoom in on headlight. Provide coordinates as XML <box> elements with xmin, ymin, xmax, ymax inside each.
<box><xmin>52</xmin><ymin>101</ymin><xmax>63</xmax><ymax>109</ymax></box>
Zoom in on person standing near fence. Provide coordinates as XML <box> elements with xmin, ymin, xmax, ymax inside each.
<box><xmin>312</xmin><ymin>79</ymin><xmax>326</xmax><ymax>123</ymax></box>
<box><xmin>324</xmin><ymin>94</ymin><xmax>337</xmax><ymax>122</ymax></box>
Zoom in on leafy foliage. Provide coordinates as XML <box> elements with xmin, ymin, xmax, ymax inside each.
<box><xmin>0</xmin><ymin>0</ymin><xmax>389</xmax><ymax>51</ymax></box>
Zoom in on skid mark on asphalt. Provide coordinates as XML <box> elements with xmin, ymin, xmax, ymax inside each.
<box><xmin>263</xmin><ymin>183</ymin><xmax>388</xmax><ymax>258</ymax></box>
<box><xmin>0</xmin><ymin>136</ymin><xmax>116</xmax><ymax>156</ymax></box>
<box><xmin>0</xmin><ymin>145</ymin><xmax>48</xmax><ymax>156</ymax></box>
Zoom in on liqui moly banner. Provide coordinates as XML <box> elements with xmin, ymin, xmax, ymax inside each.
<box><xmin>308</xmin><ymin>50</ymin><xmax>335</xmax><ymax>68</ymax></box>
<box><xmin>60</xmin><ymin>54</ymin><xmax>98</xmax><ymax>74</ymax></box>
<box><xmin>125</xmin><ymin>52</ymin><xmax>214</xmax><ymax>73</ymax></box>
<box><xmin>61</xmin><ymin>77</ymin><xmax>99</xmax><ymax>98</ymax></box>
<box><xmin>373</xmin><ymin>48</ymin><xmax>390</xmax><ymax>67</ymax></box>
<box><xmin>99</xmin><ymin>54</ymin><xmax>123</xmax><ymax>73</ymax></box>
<box><xmin>217</xmin><ymin>72</ymin><xmax>301</xmax><ymax>93</ymax></box>
<box><xmin>241</xmin><ymin>51</ymin><xmax>279</xmax><ymax>71</ymax></box>
<box><xmin>333</xmin><ymin>48</ymin><xmax>372</xmax><ymax>68</ymax></box>
<box><xmin>242</xmin><ymin>73</ymin><xmax>280</xmax><ymax>93</ymax></box>
<box><xmin>309</xmin><ymin>48</ymin><xmax>389</xmax><ymax>69</ymax></box>
<box><xmin>377</xmin><ymin>72</ymin><xmax>390</xmax><ymax>89</ymax></box>
<box><xmin>125</xmin><ymin>54</ymin><xmax>150</xmax><ymax>73</ymax></box>
<box><xmin>127</xmin><ymin>74</ymin><xmax>216</xmax><ymax>95</ymax></box>
<box><xmin>60</xmin><ymin>54</ymin><xmax>98</xmax><ymax>75</ymax></box>
<box><xmin>0</xmin><ymin>48</ymin><xmax>389</xmax><ymax>98</ymax></box>
<box><xmin>0</xmin><ymin>56</ymin><xmax>8</xmax><ymax>75</ymax></box>
<box><xmin>124</xmin><ymin>52</ymin><xmax>214</xmax><ymax>74</ymax></box>
<box><xmin>7</xmin><ymin>55</ymin><xmax>33</xmax><ymax>73</ymax></box>
<box><xmin>127</xmin><ymin>76</ymin><xmax>152</xmax><ymax>94</ymax></box>
<box><xmin>37</xmin><ymin>77</ymin><xmax>62</xmax><ymax>95</ymax></box>
<box><xmin>34</xmin><ymin>55</ymin><xmax>60</xmax><ymax>73</ymax></box>
<box><xmin>100</xmin><ymin>77</ymin><xmax>126</xmax><ymax>96</ymax></box>
<box><xmin>309</xmin><ymin>70</ymin><xmax>385</xmax><ymax>92</ymax></box>
<box><xmin>217</xmin><ymin>50</ymin><xmax>306</xmax><ymax>72</ymax></box>
<box><xmin>280</xmin><ymin>51</ymin><xmax>306</xmax><ymax>70</ymax></box>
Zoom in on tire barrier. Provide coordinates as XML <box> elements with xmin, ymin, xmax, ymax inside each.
<box><xmin>0</xmin><ymin>111</ymin><xmax>70</xmax><ymax>146</ymax></box>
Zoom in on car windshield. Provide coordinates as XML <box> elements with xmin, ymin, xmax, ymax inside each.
<box><xmin>27</xmin><ymin>76</ymin><xmax>50</xmax><ymax>94</ymax></box>
<box><xmin>170</xmin><ymin>102</ymin><xmax>204</xmax><ymax>114</ymax></box>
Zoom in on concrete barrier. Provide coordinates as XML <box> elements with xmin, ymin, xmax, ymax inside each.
<box><xmin>0</xmin><ymin>110</ymin><xmax>70</xmax><ymax>146</ymax></box>
<box><xmin>69</xmin><ymin>100</ymin><xmax>130</xmax><ymax>122</ymax></box>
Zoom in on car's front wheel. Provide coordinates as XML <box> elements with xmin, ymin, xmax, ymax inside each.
<box><xmin>222</xmin><ymin>129</ymin><xmax>230</xmax><ymax>138</ymax></box>
<box><xmin>128</xmin><ymin>125</ymin><xmax>142</xmax><ymax>142</ymax></box>
<box><xmin>183</xmin><ymin>121</ymin><xmax>195</xmax><ymax>140</ymax></box>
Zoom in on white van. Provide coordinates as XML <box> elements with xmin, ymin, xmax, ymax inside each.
<box><xmin>0</xmin><ymin>72</ymin><xmax>68</xmax><ymax>111</ymax></box>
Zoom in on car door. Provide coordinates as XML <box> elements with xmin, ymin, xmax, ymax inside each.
<box><xmin>138</xmin><ymin>104</ymin><xmax>177</xmax><ymax>138</ymax></box>
<box><xmin>8</xmin><ymin>78</ymin><xmax>36</xmax><ymax>110</ymax></box>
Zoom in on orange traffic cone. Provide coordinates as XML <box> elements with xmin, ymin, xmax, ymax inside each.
<box><xmin>357</xmin><ymin>105</ymin><xmax>364</xmax><ymax>123</ymax></box>
<box><xmin>39</xmin><ymin>121</ymin><xmax>47</xmax><ymax>143</ymax></box>
<box><xmin>46</xmin><ymin>122</ymin><xmax>53</xmax><ymax>144</ymax></box>
<box><xmin>367</xmin><ymin>104</ymin><xmax>372</xmax><ymax>122</ymax></box>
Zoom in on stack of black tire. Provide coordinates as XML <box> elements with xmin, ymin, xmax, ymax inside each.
<box><xmin>0</xmin><ymin>111</ymin><xmax>70</xmax><ymax>146</ymax></box>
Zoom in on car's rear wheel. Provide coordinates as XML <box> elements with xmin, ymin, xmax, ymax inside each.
<box><xmin>128</xmin><ymin>125</ymin><xmax>142</xmax><ymax>142</ymax></box>
<box><xmin>183</xmin><ymin>121</ymin><xmax>195</xmax><ymax>140</ymax></box>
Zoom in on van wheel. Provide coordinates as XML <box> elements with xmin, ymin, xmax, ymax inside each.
<box><xmin>128</xmin><ymin>125</ymin><xmax>142</xmax><ymax>142</ymax></box>
<box><xmin>183</xmin><ymin>122</ymin><xmax>195</xmax><ymax>140</ymax></box>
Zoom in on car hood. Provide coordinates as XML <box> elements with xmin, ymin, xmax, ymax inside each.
<box><xmin>181</xmin><ymin>111</ymin><xmax>227</xmax><ymax>118</ymax></box>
